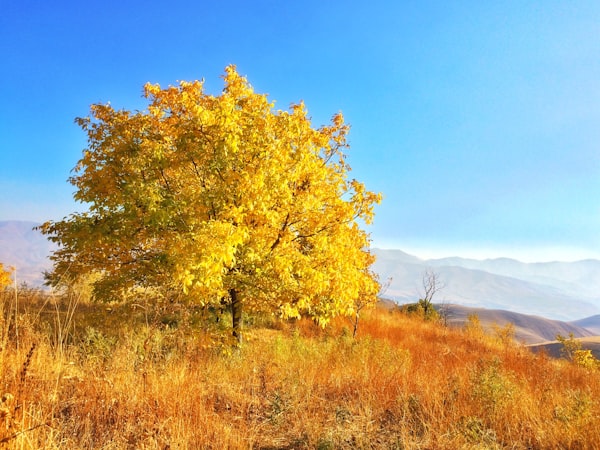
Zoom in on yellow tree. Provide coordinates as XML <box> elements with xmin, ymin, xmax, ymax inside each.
<box><xmin>0</xmin><ymin>263</ymin><xmax>12</xmax><ymax>290</ymax></box>
<box><xmin>41</xmin><ymin>66</ymin><xmax>381</xmax><ymax>342</ymax></box>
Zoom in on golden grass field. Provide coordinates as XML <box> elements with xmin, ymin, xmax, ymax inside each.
<box><xmin>1</xmin><ymin>288</ymin><xmax>599</xmax><ymax>449</ymax></box>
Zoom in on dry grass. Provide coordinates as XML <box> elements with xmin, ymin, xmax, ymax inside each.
<box><xmin>0</xmin><ymin>288</ymin><xmax>599</xmax><ymax>449</ymax></box>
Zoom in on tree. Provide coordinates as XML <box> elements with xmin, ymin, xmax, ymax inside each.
<box><xmin>419</xmin><ymin>270</ymin><xmax>443</xmax><ymax>317</ymax></box>
<box><xmin>557</xmin><ymin>333</ymin><xmax>599</xmax><ymax>369</ymax></box>
<box><xmin>556</xmin><ymin>332</ymin><xmax>581</xmax><ymax>361</ymax></box>
<box><xmin>465</xmin><ymin>313</ymin><xmax>484</xmax><ymax>337</ymax></box>
<box><xmin>351</xmin><ymin>276</ymin><xmax>391</xmax><ymax>338</ymax></box>
<box><xmin>40</xmin><ymin>66</ymin><xmax>382</xmax><ymax>342</ymax></box>
<box><xmin>0</xmin><ymin>263</ymin><xmax>12</xmax><ymax>290</ymax></box>
<box><xmin>403</xmin><ymin>270</ymin><xmax>443</xmax><ymax>321</ymax></box>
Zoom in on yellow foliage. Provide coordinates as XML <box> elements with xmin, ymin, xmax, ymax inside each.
<box><xmin>573</xmin><ymin>349</ymin><xmax>599</xmax><ymax>369</ymax></box>
<box><xmin>40</xmin><ymin>66</ymin><xmax>382</xmax><ymax>336</ymax></box>
<box><xmin>0</xmin><ymin>263</ymin><xmax>13</xmax><ymax>289</ymax></box>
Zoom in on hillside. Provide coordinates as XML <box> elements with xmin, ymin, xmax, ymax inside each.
<box><xmin>439</xmin><ymin>303</ymin><xmax>595</xmax><ymax>344</ymax></box>
<box><xmin>3</xmin><ymin>290</ymin><xmax>600</xmax><ymax>449</ymax></box>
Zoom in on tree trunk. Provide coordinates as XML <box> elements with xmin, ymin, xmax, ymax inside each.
<box><xmin>352</xmin><ymin>312</ymin><xmax>359</xmax><ymax>339</ymax></box>
<box><xmin>230</xmin><ymin>288</ymin><xmax>243</xmax><ymax>344</ymax></box>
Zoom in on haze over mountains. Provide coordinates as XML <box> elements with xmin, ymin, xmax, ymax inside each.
<box><xmin>372</xmin><ymin>249</ymin><xmax>600</xmax><ymax>322</ymax></box>
<box><xmin>2</xmin><ymin>220</ymin><xmax>600</xmax><ymax>324</ymax></box>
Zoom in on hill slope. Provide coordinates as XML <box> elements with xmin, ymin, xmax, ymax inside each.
<box><xmin>8</xmin><ymin>293</ymin><xmax>600</xmax><ymax>448</ymax></box>
<box><xmin>440</xmin><ymin>304</ymin><xmax>595</xmax><ymax>344</ymax></box>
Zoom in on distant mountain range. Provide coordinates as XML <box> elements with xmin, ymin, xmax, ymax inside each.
<box><xmin>1</xmin><ymin>220</ymin><xmax>600</xmax><ymax>324</ymax></box>
<box><xmin>372</xmin><ymin>248</ymin><xmax>600</xmax><ymax>322</ymax></box>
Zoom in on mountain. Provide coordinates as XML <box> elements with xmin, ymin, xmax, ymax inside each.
<box><xmin>0</xmin><ymin>221</ymin><xmax>54</xmax><ymax>287</ymax></box>
<box><xmin>440</xmin><ymin>304</ymin><xmax>595</xmax><ymax>344</ymax></box>
<box><xmin>571</xmin><ymin>315</ymin><xmax>600</xmax><ymax>335</ymax></box>
<box><xmin>427</xmin><ymin>256</ymin><xmax>600</xmax><ymax>301</ymax></box>
<box><xmin>372</xmin><ymin>248</ymin><xmax>600</xmax><ymax>321</ymax></box>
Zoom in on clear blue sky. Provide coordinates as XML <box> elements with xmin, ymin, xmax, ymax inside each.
<box><xmin>1</xmin><ymin>1</ymin><xmax>599</xmax><ymax>262</ymax></box>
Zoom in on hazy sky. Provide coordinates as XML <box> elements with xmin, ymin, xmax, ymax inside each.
<box><xmin>1</xmin><ymin>1</ymin><xmax>599</xmax><ymax>262</ymax></box>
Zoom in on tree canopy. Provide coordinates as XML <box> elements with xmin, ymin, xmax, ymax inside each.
<box><xmin>41</xmin><ymin>66</ymin><xmax>382</xmax><ymax>340</ymax></box>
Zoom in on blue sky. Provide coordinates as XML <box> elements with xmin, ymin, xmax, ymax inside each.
<box><xmin>1</xmin><ymin>1</ymin><xmax>599</xmax><ymax>262</ymax></box>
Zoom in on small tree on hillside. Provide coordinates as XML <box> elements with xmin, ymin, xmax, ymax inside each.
<box><xmin>556</xmin><ymin>332</ymin><xmax>581</xmax><ymax>361</ymax></box>
<box><xmin>40</xmin><ymin>66</ymin><xmax>382</xmax><ymax>343</ymax></box>
<box><xmin>419</xmin><ymin>270</ymin><xmax>443</xmax><ymax>318</ymax></box>
<box><xmin>404</xmin><ymin>270</ymin><xmax>443</xmax><ymax>321</ymax></box>
<box><xmin>351</xmin><ymin>276</ymin><xmax>392</xmax><ymax>338</ymax></box>
<box><xmin>556</xmin><ymin>332</ymin><xmax>600</xmax><ymax>369</ymax></box>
